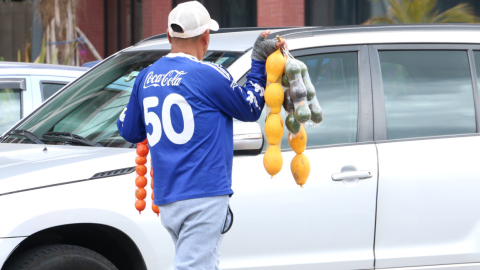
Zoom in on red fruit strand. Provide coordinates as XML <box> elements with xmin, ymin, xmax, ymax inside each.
<box><xmin>135</xmin><ymin>188</ymin><xmax>147</xmax><ymax>200</ymax></box>
<box><xmin>136</xmin><ymin>165</ymin><xmax>147</xmax><ymax>176</ymax></box>
<box><xmin>136</xmin><ymin>144</ymin><xmax>149</xmax><ymax>156</ymax></box>
<box><xmin>152</xmin><ymin>204</ymin><xmax>160</xmax><ymax>217</ymax></box>
<box><xmin>135</xmin><ymin>176</ymin><xmax>147</xmax><ymax>188</ymax></box>
<box><xmin>135</xmin><ymin>199</ymin><xmax>146</xmax><ymax>213</ymax></box>
<box><xmin>135</xmin><ymin>156</ymin><xmax>147</xmax><ymax>165</ymax></box>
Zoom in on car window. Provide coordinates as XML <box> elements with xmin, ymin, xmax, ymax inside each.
<box><xmin>41</xmin><ymin>82</ymin><xmax>66</xmax><ymax>101</ymax></box>
<box><xmin>257</xmin><ymin>52</ymin><xmax>359</xmax><ymax>150</ymax></box>
<box><xmin>203</xmin><ymin>52</ymin><xmax>243</xmax><ymax>68</ymax></box>
<box><xmin>379</xmin><ymin>50</ymin><xmax>476</xmax><ymax>140</ymax></box>
<box><xmin>0</xmin><ymin>87</ymin><xmax>21</xmax><ymax>135</ymax></box>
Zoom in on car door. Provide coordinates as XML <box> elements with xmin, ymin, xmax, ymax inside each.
<box><xmin>0</xmin><ymin>77</ymin><xmax>31</xmax><ymax>135</ymax></box>
<box><xmin>371</xmin><ymin>45</ymin><xmax>480</xmax><ymax>269</ymax></box>
<box><xmin>221</xmin><ymin>45</ymin><xmax>379</xmax><ymax>270</ymax></box>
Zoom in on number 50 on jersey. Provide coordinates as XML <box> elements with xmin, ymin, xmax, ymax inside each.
<box><xmin>144</xmin><ymin>93</ymin><xmax>194</xmax><ymax>146</ymax></box>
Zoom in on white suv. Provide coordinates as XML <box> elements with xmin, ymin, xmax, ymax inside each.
<box><xmin>2</xmin><ymin>25</ymin><xmax>480</xmax><ymax>270</ymax></box>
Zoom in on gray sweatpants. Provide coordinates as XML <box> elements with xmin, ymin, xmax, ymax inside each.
<box><xmin>159</xmin><ymin>195</ymin><xmax>231</xmax><ymax>270</ymax></box>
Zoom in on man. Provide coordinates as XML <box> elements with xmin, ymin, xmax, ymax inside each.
<box><xmin>117</xmin><ymin>1</ymin><xmax>285</xmax><ymax>269</ymax></box>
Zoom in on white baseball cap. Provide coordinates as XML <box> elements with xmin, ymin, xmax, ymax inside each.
<box><xmin>168</xmin><ymin>1</ymin><xmax>220</xmax><ymax>39</ymax></box>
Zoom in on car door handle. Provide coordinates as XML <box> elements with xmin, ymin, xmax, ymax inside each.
<box><xmin>331</xmin><ymin>170</ymin><xmax>372</xmax><ymax>181</ymax></box>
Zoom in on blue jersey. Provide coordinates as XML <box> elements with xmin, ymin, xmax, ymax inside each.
<box><xmin>117</xmin><ymin>53</ymin><xmax>266</xmax><ymax>205</ymax></box>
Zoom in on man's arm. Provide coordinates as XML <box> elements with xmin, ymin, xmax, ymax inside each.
<box><xmin>117</xmin><ymin>69</ymin><xmax>148</xmax><ymax>143</ymax></box>
<box><xmin>196</xmin><ymin>59</ymin><xmax>266</xmax><ymax>122</ymax></box>
<box><xmin>197</xmin><ymin>31</ymin><xmax>285</xmax><ymax>122</ymax></box>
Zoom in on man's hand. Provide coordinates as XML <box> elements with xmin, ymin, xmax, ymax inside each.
<box><xmin>251</xmin><ymin>29</ymin><xmax>287</xmax><ymax>61</ymax></box>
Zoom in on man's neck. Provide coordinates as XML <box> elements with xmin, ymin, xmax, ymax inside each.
<box><xmin>170</xmin><ymin>46</ymin><xmax>203</xmax><ymax>60</ymax></box>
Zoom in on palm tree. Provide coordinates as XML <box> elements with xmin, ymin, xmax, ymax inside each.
<box><xmin>364</xmin><ymin>0</ymin><xmax>479</xmax><ymax>24</ymax></box>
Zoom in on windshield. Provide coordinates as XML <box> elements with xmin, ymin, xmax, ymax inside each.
<box><xmin>1</xmin><ymin>50</ymin><xmax>243</xmax><ymax>147</ymax></box>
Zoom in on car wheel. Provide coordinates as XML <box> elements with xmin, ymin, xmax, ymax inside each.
<box><xmin>5</xmin><ymin>244</ymin><xmax>118</xmax><ymax>270</ymax></box>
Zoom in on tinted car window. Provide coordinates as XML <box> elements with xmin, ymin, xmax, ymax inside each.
<box><xmin>0</xmin><ymin>88</ymin><xmax>21</xmax><ymax>134</ymax></box>
<box><xmin>203</xmin><ymin>52</ymin><xmax>243</xmax><ymax>68</ymax></box>
<box><xmin>379</xmin><ymin>50</ymin><xmax>476</xmax><ymax>140</ymax></box>
<box><xmin>257</xmin><ymin>52</ymin><xmax>359</xmax><ymax>149</ymax></box>
<box><xmin>41</xmin><ymin>82</ymin><xmax>66</xmax><ymax>101</ymax></box>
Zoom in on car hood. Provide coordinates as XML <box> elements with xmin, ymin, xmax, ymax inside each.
<box><xmin>0</xmin><ymin>144</ymin><xmax>135</xmax><ymax>195</ymax></box>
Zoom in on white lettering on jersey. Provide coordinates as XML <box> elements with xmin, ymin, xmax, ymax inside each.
<box><xmin>201</xmin><ymin>62</ymin><xmax>231</xmax><ymax>80</ymax></box>
<box><xmin>249</xmin><ymin>80</ymin><xmax>265</xmax><ymax>97</ymax></box>
<box><xmin>162</xmin><ymin>94</ymin><xmax>195</xmax><ymax>145</ymax></box>
<box><xmin>230</xmin><ymin>81</ymin><xmax>240</xmax><ymax>92</ymax></box>
<box><xmin>246</xmin><ymin>91</ymin><xmax>259</xmax><ymax>111</ymax></box>
<box><xmin>143</xmin><ymin>70</ymin><xmax>187</xmax><ymax>89</ymax></box>
<box><xmin>142</xmin><ymin>94</ymin><xmax>195</xmax><ymax>147</ymax></box>
<box><xmin>119</xmin><ymin>107</ymin><xmax>127</xmax><ymax>122</ymax></box>
<box><xmin>144</xmin><ymin>97</ymin><xmax>162</xmax><ymax>146</ymax></box>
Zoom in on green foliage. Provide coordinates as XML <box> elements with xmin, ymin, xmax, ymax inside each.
<box><xmin>35</xmin><ymin>34</ymin><xmax>47</xmax><ymax>63</ymax></box>
<box><xmin>364</xmin><ymin>0</ymin><xmax>479</xmax><ymax>24</ymax></box>
<box><xmin>50</xmin><ymin>48</ymin><xmax>58</xmax><ymax>64</ymax></box>
<box><xmin>63</xmin><ymin>41</ymin><xmax>77</xmax><ymax>65</ymax></box>
<box><xmin>0</xmin><ymin>57</ymin><xmax>4</xmax><ymax>61</ymax></box>
<box><xmin>33</xmin><ymin>34</ymin><xmax>59</xmax><ymax>64</ymax></box>
<box><xmin>36</xmin><ymin>34</ymin><xmax>46</xmax><ymax>63</ymax></box>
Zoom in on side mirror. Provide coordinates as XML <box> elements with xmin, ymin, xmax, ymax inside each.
<box><xmin>233</xmin><ymin>121</ymin><xmax>263</xmax><ymax>156</ymax></box>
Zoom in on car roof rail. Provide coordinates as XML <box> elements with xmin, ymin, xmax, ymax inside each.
<box><xmin>266</xmin><ymin>26</ymin><xmax>324</xmax><ymax>40</ymax></box>
<box><xmin>305</xmin><ymin>24</ymin><xmax>480</xmax><ymax>37</ymax></box>
<box><xmin>135</xmin><ymin>26</ymin><xmax>320</xmax><ymax>45</ymax></box>
<box><xmin>139</xmin><ymin>24</ymin><xmax>480</xmax><ymax>46</ymax></box>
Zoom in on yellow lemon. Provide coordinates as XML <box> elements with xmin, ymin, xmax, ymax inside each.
<box><xmin>264</xmin><ymin>144</ymin><xmax>283</xmax><ymax>178</ymax></box>
<box><xmin>288</xmin><ymin>125</ymin><xmax>307</xmax><ymax>154</ymax></box>
<box><xmin>265</xmin><ymin>83</ymin><xmax>284</xmax><ymax>114</ymax></box>
<box><xmin>266</xmin><ymin>49</ymin><xmax>286</xmax><ymax>83</ymax></box>
<box><xmin>265</xmin><ymin>113</ymin><xmax>284</xmax><ymax>145</ymax></box>
<box><xmin>291</xmin><ymin>153</ymin><xmax>310</xmax><ymax>187</ymax></box>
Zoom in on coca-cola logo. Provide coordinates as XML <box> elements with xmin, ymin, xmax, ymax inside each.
<box><xmin>143</xmin><ymin>70</ymin><xmax>187</xmax><ymax>89</ymax></box>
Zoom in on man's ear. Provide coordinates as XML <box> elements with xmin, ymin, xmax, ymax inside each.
<box><xmin>167</xmin><ymin>30</ymin><xmax>172</xmax><ymax>44</ymax></box>
<box><xmin>203</xmin><ymin>29</ymin><xmax>210</xmax><ymax>46</ymax></box>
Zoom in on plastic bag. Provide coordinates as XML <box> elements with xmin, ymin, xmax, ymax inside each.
<box><xmin>298</xmin><ymin>61</ymin><xmax>323</xmax><ymax>126</ymax></box>
<box><xmin>281</xmin><ymin>55</ymin><xmax>323</xmax><ymax>135</ymax></box>
<box><xmin>276</xmin><ymin>36</ymin><xmax>312</xmax><ymax>188</ymax></box>
<box><xmin>285</xmin><ymin>58</ymin><xmax>311</xmax><ymax>124</ymax></box>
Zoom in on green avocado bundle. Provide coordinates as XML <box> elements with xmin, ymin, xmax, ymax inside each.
<box><xmin>268</xmin><ymin>37</ymin><xmax>320</xmax><ymax>188</ymax></box>
<box><xmin>282</xmin><ymin>57</ymin><xmax>323</xmax><ymax>135</ymax></box>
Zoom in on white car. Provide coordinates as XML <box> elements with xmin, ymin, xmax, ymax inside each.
<box><xmin>0</xmin><ymin>62</ymin><xmax>87</xmax><ymax>135</ymax></box>
<box><xmin>2</xmin><ymin>24</ymin><xmax>480</xmax><ymax>270</ymax></box>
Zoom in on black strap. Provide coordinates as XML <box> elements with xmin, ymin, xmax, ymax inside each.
<box><xmin>221</xmin><ymin>205</ymin><xmax>234</xmax><ymax>234</ymax></box>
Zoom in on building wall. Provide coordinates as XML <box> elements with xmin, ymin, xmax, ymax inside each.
<box><xmin>258</xmin><ymin>0</ymin><xmax>304</xmax><ymax>27</ymax></box>
<box><xmin>77</xmin><ymin>0</ymin><xmax>142</xmax><ymax>63</ymax></box>
<box><xmin>3</xmin><ymin>0</ymin><xmax>480</xmax><ymax>63</ymax></box>
<box><xmin>76</xmin><ymin>0</ymin><xmax>105</xmax><ymax>62</ymax></box>
<box><xmin>305</xmin><ymin>0</ymin><xmax>374</xmax><ymax>26</ymax></box>
<box><xmin>199</xmin><ymin>0</ymin><xmax>257</xmax><ymax>28</ymax></box>
<box><xmin>143</xmin><ymin>0</ymin><xmax>171</xmax><ymax>39</ymax></box>
<box><xmin>0</xmin><ymin>1</ymin><xmax>32</xmax><ymax>62</ymax></box>
<box><xmin>0</xmin><ymin>0</ymin><xmax>373</xmax><ymax>63</ymax></box>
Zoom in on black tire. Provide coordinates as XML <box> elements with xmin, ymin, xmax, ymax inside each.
<box><xmin>5</xmin><ymin>244</ymin><xmax>118</xmax><ymax>270</ymax></box>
